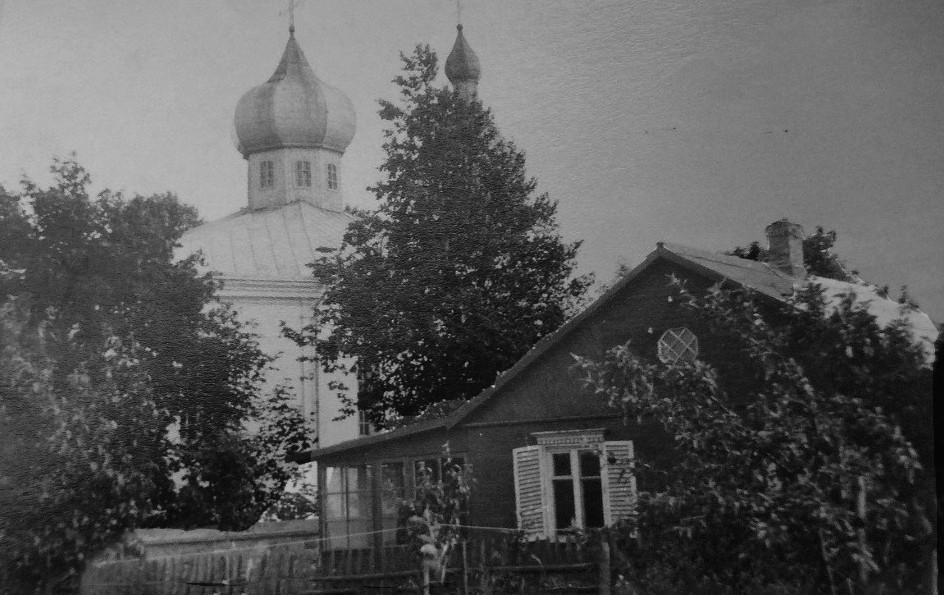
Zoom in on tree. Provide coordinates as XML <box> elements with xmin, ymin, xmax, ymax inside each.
<box><xmin>730</xmin><ymin>226</ymin><xmax>855</xmax><ymax>281</ymax></box>
<box><xmin>289</xmin><ymin>46</ymin><xmax>591</xmax><ymax>423</ymax></box>
<box><xmin>575</xmin><ymin>280</ymin><xmax>935</xmax><ymax>593</ymax></box>
<box><xmin>0</xmin><ymin>159</ymin><xmax>309</xmax><ymax>592</ymax></box>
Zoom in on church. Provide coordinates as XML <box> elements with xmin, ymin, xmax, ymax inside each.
<box><xmin>176</xmin><ymin>21</ymin><xmax>481</xmax><ymax>450</ymax></box>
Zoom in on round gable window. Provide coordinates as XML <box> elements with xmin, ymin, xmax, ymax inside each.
<box><xmin>657</xmin><ymin>327</ymin><xmax>698</xmax><ymax>364</ymax></box>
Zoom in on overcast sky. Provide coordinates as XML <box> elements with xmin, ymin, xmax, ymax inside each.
<box><xmin>0</xmin><ymin>0</ymin><xmax>941</xmax><ymax>321</ymax></box>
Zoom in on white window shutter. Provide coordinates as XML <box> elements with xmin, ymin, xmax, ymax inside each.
<box><xmin>512</xmin><ymin>445</ymin><xmax>546</xmax><ymax>537</ymax></box>
<box><xmin>602</xmin><ymin>441</ymin><xmax>636</xmax><ymax>525</ymax></box>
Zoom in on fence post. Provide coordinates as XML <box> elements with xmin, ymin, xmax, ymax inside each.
<box><xmin>461</xmin><ymin>539</ymin><xmax>469</xmax><ymax>595</ymax></box>
<box><xmin>857</xmin><ymin>475</ymin><xmax>868</xmax><ymax>589</ymax></box>
<box><xmin>479</xmin><ymin>538</ymin><xmax>490</xmax><ymax>595</ymax></box>
<box><xmin>930</xmin><ymin>548</ymin><xmax>937</xmax><ymax>595</ymax></box>
<box><xmin>598</xmin><ymin>533</ymin><xmax>612</xmax><ymax>595</ymax></box>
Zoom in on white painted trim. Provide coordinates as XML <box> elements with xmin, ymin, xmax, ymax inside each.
<box><xmin>601</xmin><ymin>445</ymin><xmax>613</xmax><ymax>526</ymax></box>
<box><xmin>512</xmin><ymin>445</ymin><xmax>543</xmax><ymax>537</ymax></box>
<box><xmin>603</xmin><ymin>440</ymin><xmax>637</xmax><ymax>524</ymax></box>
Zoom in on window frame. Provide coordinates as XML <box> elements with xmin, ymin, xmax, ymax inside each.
<box><xmin>259</xmin><ymin>160</ymin><xmax>275</xmax><ymax>189</ymax></box>
<box><xmin>357</xmin><ymin>410</ymin><xmax>373</xmax><ymax>437</ymax></box>
<box><xmin>378</xmin><ymin>461</ymin><xmax>406</xmax><ymax>545</ymax></box>
<box><xmin>545</xmin><ymin>447</ymin><xmax>605</xmax><ymax>533</ymax></box>
<box><xmin>322</xmin><ymin>464</ymin><xmax>373</xmax><ymax>550</ymax></box>
<box><xmin>295</xmin><ymin>160</ymin><xmax>312</xmax><ymax>187</ymax></box>
<box><xmin>327</xmin><ymin>163</ymin><xmax>338</xmax><ymax>190</ymax></box>
<box><xmin>514</xmin><ymin>430</ymin><xmax>635</xmax><ymax>539</ymax></box>
<box><xmin>657</xmin><ymin>327</ymin><xmax>699</xmax><ymax>364</ymax></box>
<box><xmin>411</xmin><ymin>454</ymin><xmax>467</xmax><ymax>489</ymax></box>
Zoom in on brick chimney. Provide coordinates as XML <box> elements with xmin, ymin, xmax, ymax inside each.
<box><xmin>765</xmin><ymin>219</ymin><xmax>806</xmax><ymax>277</ymax></box>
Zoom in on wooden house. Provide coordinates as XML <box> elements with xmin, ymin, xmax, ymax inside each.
<box><xmin>293</xmin><ymin>221</ymin><xmax>938</xmax><ymax>550</ymax></box>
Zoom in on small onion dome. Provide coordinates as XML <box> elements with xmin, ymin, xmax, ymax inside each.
<box><xmin>444</xmin><ymin>24</ymin><xmax>481</xmax><ymax>85</ymax></box>
<box><xmin>234</xmin><ymin>32</ymin><xmax>356</xmax><ymax>158</ymax></box>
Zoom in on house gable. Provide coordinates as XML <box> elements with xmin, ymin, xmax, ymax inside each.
<box><xmin>451</xmin><ymin>253</ymin><xmax>737</xmax><ymax>429</ymax></box>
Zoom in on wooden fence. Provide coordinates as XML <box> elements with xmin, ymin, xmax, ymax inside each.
<box><xmin>80</xmin><ymin>530</ymin><xmax>611</xmax><ymax>594</ymax></box>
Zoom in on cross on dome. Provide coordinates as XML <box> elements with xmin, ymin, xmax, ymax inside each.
<box><xmin>285</xmin><ymin>0</ymin><xmax>302</xmax><ymax>34</ymax></box>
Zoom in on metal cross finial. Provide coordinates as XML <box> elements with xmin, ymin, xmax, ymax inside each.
<box><xmin>456</xmin><ymin>0</ymin><xmax>463</xmax><ymax>26</ymax></box>
<box><xmin>288</xmin><ymin>0</ymin><xmax>296</xmax><ymax>34</ymax></box>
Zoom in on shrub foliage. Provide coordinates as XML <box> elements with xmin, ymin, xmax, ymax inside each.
<box><xmin>575</xmin><ymin>279</ymin><xmax>934</xmax><ymax>593</ymax></box>
<box><xmin>0</xmin><ymin>159</ymin><xmax>310</xmax><ymax>592</ymax></box>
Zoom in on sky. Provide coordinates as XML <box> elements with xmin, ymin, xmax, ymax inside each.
<box><xmin>0</xmin><ymin>0</ymin><xmax>941</xmax><ymax>321</ymax></box>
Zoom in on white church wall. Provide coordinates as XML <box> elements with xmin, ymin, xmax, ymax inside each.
<box><xmin>225</xmin><ymin>292</ymin><xmax>358</xmax><ymax>449</ymax></box>
<box><xmin>313</xmin><ymin>354</ymin><xmax>361</xmax><ymax>447</ymax></box>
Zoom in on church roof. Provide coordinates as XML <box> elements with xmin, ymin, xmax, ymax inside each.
<box><xmin>444</xmin><ymin>24</ymin><xmax>481</xmax><ymax>84</ymax></box>
<box><xmin>177</xmin><ymin>200</ymin><xmax>352</xmax><ymax>281</ymax></box>
<box><xmin>234</xmin><ymin>31</ymin><xmax>356</xmax><ymax>157</ymax></box>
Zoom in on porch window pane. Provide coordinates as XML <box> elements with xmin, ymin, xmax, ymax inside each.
<box><xmin>414</xmin><ymin>459</ymin><xmax>440</xmax><ymax>486</ymax></box>
<box><xmin>325</xmin><ymin>520</ymin><xmax>348</xmax><ymax>549</ymax></box>
<box><xmin>380</xmin><ymin>462</ymin><xmax>405</xmax><ymax>545</ymax></box>
<box><xmin>324</xmin><ymin>465</ymin><xmax>372</xmax><ymax>550</ymax></box>
<box><xmin>347</xmin><ymin>491</ymin><xmax>364</xmax><ymax>518</ymax></box>
<box><xmin>324</xmin><ymin>493</ymin><xmax>345</xmax><ymax>519</ymax></box>
<box><xmin>381</xmin><ymin>463</ymin><xmax>404</xmax><ymax>514</ymax></box>
<box><xmin>348</xmin><ymin>516</ymin><xmax>371</xmax><ymax>549</ymax></box>
<box><xmin>443</xmin><ymin>457</ymin><xmax>464</xmax><ymax>480</ymax></box>
<box><xmin>348</xmin><ymin>466</ymin><xmax>370</xmax><ymax>491</ymax></box>
<box><xmin>325</xmin><ymin>466</ymin><xmax>344</xmax><ymax>493</ymax></box>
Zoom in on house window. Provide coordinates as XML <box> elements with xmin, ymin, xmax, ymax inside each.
<box><xmin>324</xmin><ymin>465</ymin><xmax>372</xmax><ymax>549</ymax></box>
<box><xmin>513</xmin><ymin>430</ymin><xmax>635</xmax><ymax>538</ymax></box>
<box><xmin>551</xmin><ymin>451</ymin><xmax>604</xmax><ymax>531</ymax></box>
<box><xmin>413</xmin><ymin>457</ymin><xmax>465</xmax><ymax>487</ymax></box>
<box><xmin>379</xmin><ymin>462</ymin><xmax>405</xmax><ymax>545</ymax></box>
<box><xmin>358</xmin><ymin>410</ymin><xmax>373</xmax><ymax>437</ymax></box>
<box><xmin>327</xmin><ymin>163</ymin><xmax>338</xmax><ymax>189</ymax></box>
<box><xmin>657</xmin><ymin>327</ymin><xmax>698</xmax><ymax>364</ymax></box>
<box><xmin>295</xmin><ymin>160</ymin><xmax>312</xmax><ymax>187</ymax></box>
<box><xmin>259</xmin><ymin>160</ymin><xmax>275</xmax><ymax>189</ymax></box>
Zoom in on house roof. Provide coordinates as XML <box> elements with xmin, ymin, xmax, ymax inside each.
<box><xmin>177</xmin><ymin>200</ymin><xmax>352</xmax><ymax>281</ymax></box>
<box><xmin>300</xmin><ymin>241</ymin><xmax>938</xmax><ymax>462</ymax></box>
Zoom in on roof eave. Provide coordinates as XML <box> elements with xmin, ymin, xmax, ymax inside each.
<box><xmin>292</xmin><ymin>418</ymin><xmax>449</xmax><ymax>463</ymax></box>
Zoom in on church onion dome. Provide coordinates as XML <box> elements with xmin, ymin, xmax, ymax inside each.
<box><xmin>234</xmin><ymin>32</ymin><xmax>356</xmax><ymax>158</ymax></box>
<box><xmin>444</xmin><ymin>24</ymin><xmax>481</xmax><ymax>84</ymax></box>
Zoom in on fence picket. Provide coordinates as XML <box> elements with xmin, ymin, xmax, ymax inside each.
<box><xmin>276</xmin><ymin>553</ymin><xmax>287</xmax><ymax>595</ymax></box>
<box><xmin>79</xmin><ymin>528</ymin><xmax>606</xmax><ymax>594</ymax></box>
<box><xmin>154</xmin><ymin>559</ymin><xmax>165</xmax><ymax>594</ymax></box>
